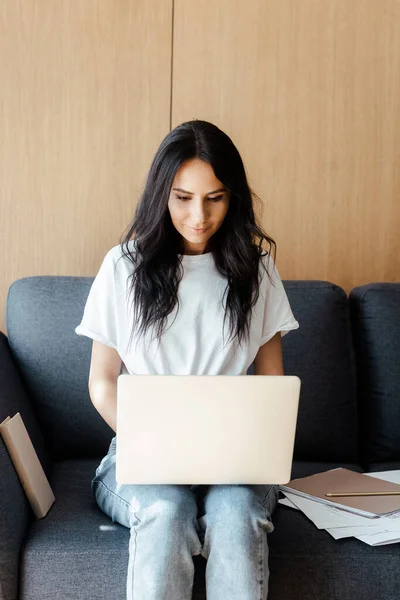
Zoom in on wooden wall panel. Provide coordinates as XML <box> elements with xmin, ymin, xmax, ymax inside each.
<box><xmin>1</xmin><ymin>0</ymin><xmax>399</xmax><ymax>336</ymax></box>
<box><xmin>0</xmin><ymin>0</ymin><xmax>172</xmax><ymax>334</ymax></box>
<box><xmin>172</xmin><ymin>0</ymin><xmax>400</xmax><ymax>292</ymax></box>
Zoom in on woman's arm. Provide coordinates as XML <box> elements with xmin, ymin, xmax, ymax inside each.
<box><xmin>253</xmin><ymin>332</ymin><xmax>284</xmax><ymax>375</ymax></box>
<box><xmin>88</xmin><ymin>340</ymin><xmax>122</xmax><ymax>432</ymax></box>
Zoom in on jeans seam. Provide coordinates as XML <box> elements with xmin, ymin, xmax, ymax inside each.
<box><xmin>129</xmin><ymin>509</ymin><xmax>141</xmax><ymax>599</ymax></box>
<box><xmin>92</xmin><ymin>479</ymin><xmax>131</xmax><ymax>511</ymax></box>
<box><xmin>261</xmin><ymin>485</ymin><xmax>275</xmax><ymax>505</ymax></box>
<box><xmin>262</xmin><ymin>485</ymin><xmax>276</xmax><ymax>515</ymax></box>
<box><xmin>259</xmin><ymin>527</ymin><xmax>265</xmax><ymax>600</ymax></box>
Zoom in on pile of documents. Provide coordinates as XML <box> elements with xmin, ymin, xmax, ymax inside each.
<box><xmin>279</xmin><ymin>468</ymin><xmax>400</xmax><ymax>546</ymax></box>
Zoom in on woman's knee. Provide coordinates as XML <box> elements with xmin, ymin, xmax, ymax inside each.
<box><xmin>205</xmin><ymin>485</ymin><xmax>255</xmax><ymax>512</ymax></box>
<box><xmin>203</xmin><ymin>484</ymin><xmax>278</xmax><ymax>526</ymax></box>
<box><xmin>128</xmin><ymin>485</ymin><xmax>197</xmax><ymax>528</ymax></box>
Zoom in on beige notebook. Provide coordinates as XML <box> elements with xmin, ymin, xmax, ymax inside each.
<box><xmin>0</xmin><ymin>412</ymin><xmax>55</xmax><ymax>519</ymax></box>
<box><xmin>281</xmin><ymin>468</ymin><xmax>400</xmax><ymax>517</ymax></box>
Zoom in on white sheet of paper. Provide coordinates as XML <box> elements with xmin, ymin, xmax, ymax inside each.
<box><xmin>355</xmin><ymin>531</ymin><xmax>400</xmax><ymax>545</ymax></box>
<box><xmin>281</xmin><ymin>492</ymin><xmax>382</xmax><ymax>529</ymax></box>
<box><xmin>326</xmin><ymin>521</ymin><xmax>400</xmax><ymax>540</ymax></box>
<box><xmin>278</xmin><ymin>497</ymin><xmax>299</xmax><ymax>509</ymax></box>
<box><xmin>365</xmin><ymin>470</ymin><xmax>400</xmax><ymax>485</ymax></box>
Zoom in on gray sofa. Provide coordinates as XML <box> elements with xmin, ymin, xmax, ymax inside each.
<box><xmin>1</xmin><ymin>276</ymin><xmax>399</xmax><ymax>600</ymax></box>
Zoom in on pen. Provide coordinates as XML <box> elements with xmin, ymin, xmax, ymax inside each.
<box><xmin>325</xmin><ymin>491</ymin><xmax>400</xmax><ymax>497</ymax></box>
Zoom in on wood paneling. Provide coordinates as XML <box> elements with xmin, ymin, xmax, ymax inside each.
<box><xmin>2</xmin><ymin>1</ymin><xmax>399</xmax><ymax>335</ymax></box>
<box><xmin>0</xmin><ymin>0</ymin><xmax>172</xmax><ymax>333</ymax></box>
<box><xmin>172</xmin><ymin>0</ymin><xmax>400</xmax><ymax>291</ymax></box>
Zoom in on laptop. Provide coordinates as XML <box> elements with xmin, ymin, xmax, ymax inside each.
<box><xmin>115</xmin><ymin>374</ymin><xmax>301</xmax><ymax>485</ymax></box>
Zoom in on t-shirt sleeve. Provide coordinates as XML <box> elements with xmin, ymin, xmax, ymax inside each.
<box><xmin>259</xmin><ymin>254</ymin><xmax>299</xmax><ymax>346</ymax></box>
<box><xmin>75</xmin><ymin>249</ymin><xmax>118</xmax><ymax>350</ymax></box>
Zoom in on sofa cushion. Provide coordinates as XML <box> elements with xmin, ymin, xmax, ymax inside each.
<box><xmin>349</xmin><ymin>283</ymin><xmax>400</xmax><ymax>465</ymax></box>
<box><xmin>290</xmin><ymin>460</ymin><xmax>363</xmax><ymax>479</ymax></box>
<box><xmin>269</xmin><ymin>500</ymin><xmax>400</xmax><ymax>600</ymax></box>
<box><xmin>19</xmin><ymin>458</ymin><xmax>207</xmax><ymax>600</ymax></box>
<box><xmin>283</xmin><ymin>281</ymin><xmax>358</xmax><ymax>462</ymax></box>
<box><xmin>6</xmin><ymin>277</ymin><xmax>115</xmax><ymax>461</ymax></box>
<box><xmin>19</xmin><ymin>459</ymin><xmax>128</xmax><ymax>600</ymax></box>
<box><xmin>269</xmin><ymin>458</ymin><xmax>400</xmax><ymax>600</ymax></box>
<box><xmin>367</xmin><ymin>462</ymin><xmax>400</xmax><ymax>472</ymax></box>
<box><xmin>19</xmin><ymin>459</ymin><xmax>376</xmax><ymax>600</ymax></box>
<box><xmin>7</xmin><ymin>277</ymin><xmax>358</xmax><ymax>463</ymax></box>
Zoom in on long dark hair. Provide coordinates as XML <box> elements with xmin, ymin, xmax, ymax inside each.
<box><xmin>118</xmin><ymin>119</ymin><xmax>277</xmax><ymax>348</ymax></box>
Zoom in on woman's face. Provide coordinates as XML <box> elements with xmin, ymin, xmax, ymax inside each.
<box><xmin>168</xmin><ymin>158</ymin><xmax>230</xmax><ymax>255</ymax></box>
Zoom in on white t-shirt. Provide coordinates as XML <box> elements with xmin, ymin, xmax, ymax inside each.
<box><xmin>75</xmin><ymin>241</ymin><xmax>299</xmax><ymax>375</ymax></box>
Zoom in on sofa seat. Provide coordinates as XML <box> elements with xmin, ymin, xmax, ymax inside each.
<box><xmin>19</xmin><ymin>459</ymin><xmax>128</xmax><ymax>600</ymax></box>
<box><xmin>269</xmin><ymin>494</ymin><xmax>400</xmax><ymax>600</ymax></box>
<box><xmin>19</xmin><ymin>459</ymin><xmax>400</xmax><ymax>600</ymax></box>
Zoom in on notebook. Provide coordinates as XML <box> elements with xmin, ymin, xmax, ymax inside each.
<box><xmin>280</xmin><ymin>468</ymin><xmax>400</xmax><ymax>517</ymax></box>
<box><xmin>0</xmin><ymin>412</ymin><xmax>55</xmax><ymax>519</ymax></box>
<box><xmin>116</xmin><ymin>374</ymin><xmax>301</xmax><ymax>485</ymax></box>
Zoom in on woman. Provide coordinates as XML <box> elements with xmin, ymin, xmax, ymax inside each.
<box><xmin>75</xmin><ymin>119</ymin><xmax>299</xmax><ymax>600</ymax></box>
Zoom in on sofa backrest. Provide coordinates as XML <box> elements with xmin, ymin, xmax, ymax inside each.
<box><xmin>283</xmin><ymin>280</ymin><xmax>358</xmax><ymax>462</ymax></box>
<box><xmin>349</xmin><ymin>283</ymin><xmax>400</xmax><ymax>466</ymax></box>
<box><xmin>6</xmin><ymin>276</ymin><xmax>113</xmax><ymax>461</ymax></box>
<box><xmin>6</xmin><ymin>277</ymin><xmax>358</xmax><ymax>462</ymax></box>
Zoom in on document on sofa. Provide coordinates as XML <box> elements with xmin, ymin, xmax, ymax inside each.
<box><xmin>280</xmin><ymin>467</ymin><xmax>400</xmax><ymax>517</ymax></box>
<box><xmin>279</xmin><ymin>471</ymin><xmax>400</xmax><ymax>545</ymax></box>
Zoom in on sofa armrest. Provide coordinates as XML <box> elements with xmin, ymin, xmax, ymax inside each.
<box><xmin>0</xmin><ymin>332</ymin><xmax>50</xmax><ymax>600</ymax></box>
<box><xmin>0</xmin><ymin>441</ymin><xmax>33</xmax><ymax>600</ymax></box>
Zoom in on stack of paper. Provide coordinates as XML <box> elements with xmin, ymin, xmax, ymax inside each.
<box><xmin>279</xmin><ymin>469</ymin><xmax>400</xmax><ymax>546</ymax></box>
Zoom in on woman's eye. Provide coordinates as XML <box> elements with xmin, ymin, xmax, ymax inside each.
<box><xmin>175</xmin><ymin>194</ymin><xmax>223</xmax><ymax>202</ymax></box>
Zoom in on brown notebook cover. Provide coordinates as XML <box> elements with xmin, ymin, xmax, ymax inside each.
<box><xmin>281</xmin><ymin>468</ymin><xmax>400</xmax><ymax>516</ymax></box>
<box><xmin>0</xmin><ymin>412</ymin><xmax>55</xmax><ymax>519</ymax></box>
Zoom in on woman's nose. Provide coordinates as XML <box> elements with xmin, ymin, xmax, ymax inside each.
<box><xmin>191</xmin><ymin>201</ymin><xmax>207</xmax><ymax>223</ymax></box>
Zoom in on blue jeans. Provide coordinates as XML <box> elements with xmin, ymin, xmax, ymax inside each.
<box><xmin>91</xmin><ymin>436</ymin><xmax>278</xmax><ymax>600</ymax></box>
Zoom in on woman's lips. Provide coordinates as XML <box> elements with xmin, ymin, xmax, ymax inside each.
<box><xmin>188</xmin><ymin>226</ymin><xmax>209</xmax><ymax>234</ymax></box>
